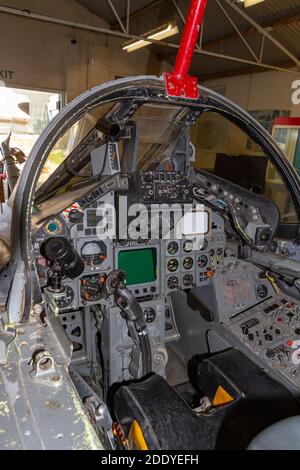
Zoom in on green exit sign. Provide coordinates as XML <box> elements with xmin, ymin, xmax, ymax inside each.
<box><xmin>0</xmin><ymin>70</ymin><xmax>14</xmax><ymax>80</ymax></box>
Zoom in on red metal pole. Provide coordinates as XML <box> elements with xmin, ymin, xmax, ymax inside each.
<box><xmin>165</xmin><ymin>0</ymin><xmax>208</xmax><ymax>99</ymax></box>
<box><xmin>173</xmin><ymin>0</ymin><xmax>208</xmax><ymax>77</ymax></box>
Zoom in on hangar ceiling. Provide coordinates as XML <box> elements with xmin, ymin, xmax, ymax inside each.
<box><xmin>77</xmin><ymin>0</ymin><xmax>300</xmax><ymax>79</ymax></box>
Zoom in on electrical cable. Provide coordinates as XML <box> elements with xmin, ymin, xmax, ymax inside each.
<box><xmin>193</xmin><ymin>186</ymin><xmax>263</xmax><ymax>251</ymax></box>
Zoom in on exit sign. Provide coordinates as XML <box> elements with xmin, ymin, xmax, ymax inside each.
<box><xmin>0</xmin><ymin>70</ymin><xmax>14</xmax><ymax>80</ymax></box>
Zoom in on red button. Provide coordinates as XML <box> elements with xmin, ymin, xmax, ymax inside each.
<box><xmin>287</xmin><ymin>340</ymin><xmax>293</xmax><ymax>347</ymax></box>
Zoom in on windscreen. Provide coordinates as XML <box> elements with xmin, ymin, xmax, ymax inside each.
<box><xmin>33</xmin><ymin>101</ymin><xmax>189</xmax><ymax>224</ymax></box>
<box><xmin>36</xmin><ymin>103</ymin><xmax>114</xmax><ymax>192</ymax></box>
<box><xmin>132</xmin><ymin>103</ymin><xmax>186</xmax><ymax>172</ymax></box>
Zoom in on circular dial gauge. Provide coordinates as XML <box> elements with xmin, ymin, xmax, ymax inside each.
<box><xmin>183</xmin><ymin>240</ymin><xmax>193</xmax><ymax>253</ymax></box>
<box><xmin>80</xmin><ymin>276</ymin><xmax>102</xmax><ymax>302</ymax></box>
<box><xmin>54</xmin><ymin>285</ymin><xmax>74</xmax><ymax>309</ymax></box>
<box><xmin>167</xmin><ymin>276</ymin><xmax>179</xmax><ymax>290</ymax></box>
<box><xmin>144</xmin><ymin>308</ymin><xmax>156</xmax><ymax>323</ymax></box>
<box><xmin>44</xmin><ymin>218</ymin><xmax>63</xmax><ymax>236</ymax></box>
<box><xmin>197</xmin><ymin>255</ymin><xmax>208</xmax><ymax>269</ymax></box>
<box><xmin>167</xmin><ymin>241</ymin><xmax>179</xmax><ymax>255</ymax></box>
<box><xmin>200</xmin><ymin>239</ymin><xmax>208</xmax><ymax>251</ymax></box>
<box><xmin>209</xmin><ymin>249</ymin><xmax>215</xmax><ymax>257</ymax></box>
<box><xmin>183</xmin><ymin>257</ymin><xmax>193</xmax><ymax>270</ymax></box>
<box><xmin>217</xmin><ymin>248</ymin><xmax>223</xmax><ymax>256</ymax></box>
<box><xmin>183</xmin><ymin>274</ymin><xmax>194</xmax><ymax>287</ymax></box>
<box><xmin>256</xmin><ymin>284</ymin><xmax>268</xmax><ymax>299</ymax></box>
<box><xmin>81</xmin><ymin>241</ymin><xmax>107</xmax><ymax>268</ymax></box>
<box><xmin>167</xmin><ymin>258</ymin><xmax>179</xmax><ymax>272</ymax></box>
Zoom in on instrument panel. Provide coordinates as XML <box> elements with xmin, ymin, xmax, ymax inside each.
<box><xmin>164</xmin><ymin>212</ymin><xmax>226</xmax><ymax>294</ymax></box>
<box><xmin>139</xmin><ymin>171</ymin><xmax>193</xmax><ymax>204</ymax></box>
<box><xmin>220</xmin><ymin>295</ymin><xmax>300</xmax><ymax>393</ymax></box>
<box><xmin>34</xmin><ymin>167</ymin><xmax>300</xmax><ymax>398</ymax></box>
<box><xmin>34</xmin><ymin>166</ymin><xmax>281</xmax><ymax>318</ymax></box>
<box><xmin>212</xmin><ymin>258</ymin><xmax>271</xmax><ymax>321</ymax></box>
<box><xmin>34</xmin><ymin>181</ymin><xmax>228</xmax><ymax>311</ymax></box>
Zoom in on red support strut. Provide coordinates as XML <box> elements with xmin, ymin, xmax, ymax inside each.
<box><xmin>165</xmin><ymin>0</ymin><xmax>208</xmax><ymax>99</ymax></box>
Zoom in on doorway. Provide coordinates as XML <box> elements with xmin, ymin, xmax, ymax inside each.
<box><xmin>0</xmin><ymin>86</ymin><xmax>63</xmax><ymax>156</ymax></box>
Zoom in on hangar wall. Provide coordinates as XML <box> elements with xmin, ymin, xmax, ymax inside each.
<box><xmin>203</xmin><ymin>70</ymin><xmax>300</xmax><ymax>117</ymax></box>
<box><xmin>160</xmin><ymin>57</ymin><xmax>300</xmax><ymax>116</ymax></box>
<box><xmin>1</xmin><ymin>0</ymin><xmax>299</xmax><ymax>115</ymax></box>
<box><xmin>0</xmin><ymin>0</ymin><xmax>161</xmax><ymax>101</ymax></box>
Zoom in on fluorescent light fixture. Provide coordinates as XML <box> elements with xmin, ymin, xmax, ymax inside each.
<box><xmin>122</xmin><ymin>22</ymin><xmax>179</xmax><ymax>52</ymax></box>
<box><xmin>240</xmin><ymin>0</ymin><xmax>265</xmax><ymax>7</ymax></box>
<box><xmin>148</xmin><ymin>23</ymin><xmax>179</xmax><ymax>41</ymax></box>
<box><xmin>122</xmin><ymin>39</ymin><xmax>151</xmax><ymax>52</ymax></box>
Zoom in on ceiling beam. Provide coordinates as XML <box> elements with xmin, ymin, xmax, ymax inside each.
<box><xmin>113</xmin><ymin>0</ymin><xmax>300</xmax><ymax>63</ymax></box>
<box><xmin>113</xmin><ymin>0</ymin><xmax>300</xmax><ymax>38</ymax></box>
<box><xmin>202</xmin><ymin>10</ymin><xmax>300</xmax><ymax>52</ymax></box>
<box><xmin>112</xmin><ymin>0</ymin><xmax>165</xmax><ymax>29</ymax></box>
<box><xmin>112</xmin><ymin>0</ymin><xmax>300</xmax><ymax>69</ymax></box>
<box><xmin>106</xmin><ymin>0</ymin><xmax>126</xmax><ymax>33</ymax></box>
<box><xmin>216</xmin><ymin>0</ymin><xmax>259</xmax><ymax>62</ymax></box>
<box><xmin>1</xmin><ymin>4</ymin><xmax>299</xmax><ymax>76</ymax></box>
<box><xmin>224</xmin><ymin>0</ymin><xmax>300</xmax><ymax>66</ymax></box>
<box><xmin>200</xmin><ymin>60</ymin><xmax>296</xmax><ymax>81</ymax></box>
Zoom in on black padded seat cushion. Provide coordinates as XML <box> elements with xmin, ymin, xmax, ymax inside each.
<box><xmin>197</xmin><ymin>348</ymin><xmax>300</xmax><ymax>449</ymax></box>
<box><xmin>114</xmin><ymin>373</ymin><xmax>222</xmax><ymax>450</ymax></box>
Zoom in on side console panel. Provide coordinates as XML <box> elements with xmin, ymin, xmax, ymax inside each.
<box><xmin>212</xmin><ymin>259</ymin><xmax>271</xmax><ymax>321</ymax></box>
<box><xmin>215</xmin><ymin>295</ymin><xmax>300</xmax><ymax>394</ymax></box>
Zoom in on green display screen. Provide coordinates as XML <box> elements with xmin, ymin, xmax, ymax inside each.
<box><xmin>118</xmin><ymin>248</ymin><xmax>157</xmax><ymax>286</ymax></box>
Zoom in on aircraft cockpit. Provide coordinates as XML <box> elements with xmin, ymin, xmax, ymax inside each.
<box><xmin>2</xmin><ymin>76</ymin><xmax>300</xmax><ymax>450</ymax></box>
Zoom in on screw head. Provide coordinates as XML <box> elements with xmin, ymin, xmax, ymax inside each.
<box><xmin>52</xmin><ymin>375</ymin><xmax>60</xmax><ymax>382</ymax></box>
